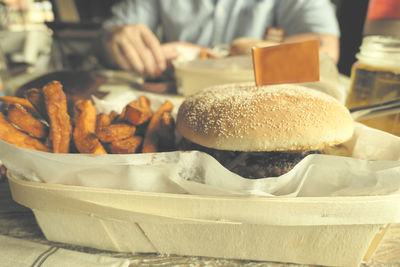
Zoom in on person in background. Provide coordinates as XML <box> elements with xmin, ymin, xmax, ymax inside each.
<box><xmin>99</xmin><ymin>0</ymin><xmax>340</xmax><ymax>78</ymax></box>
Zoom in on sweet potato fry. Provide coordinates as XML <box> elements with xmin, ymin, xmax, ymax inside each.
<box><xmin>7</xmin><ymin>104</ymin><xmax>48</xmax><ymax>139</ymax></box>
<box><xmin>24</xmin><ymin>88</ymin><xmax>48</xmax><ymax>120</ymax></box>
<box><xmin>157</xmin><ymin>111</ymin><xmax>176</xmax><ymax>151</ymax></box>
<box><xmin>74</xmin><ymin>100</ymin><xmax>96</xmax><ymax>132</ymax></box>
<box><xmin>43</xmin><ymin>81</ymin><xmax>72</xmax><ymax>153</ymax></box>
<box><xmin>96</xmin><ymin>123</ymin><xmax>136</xmax><ymax>143</ymax></box>
<box><xmin>139</xmin><ymin>95</ymin><xmax>151</xmax><ymax>109</ymax></box>
<box><xmin>0</xmin><ymin>113</ymin><xmax>49</xmax><ymax>152</ymax></box>
<box><xmin>109</xmin><ymin>110</ymin><xmax>119</xmax><ymax>122</ymax></box>
<box><xmin>78</xmin><ymin>134</ymin><xmax>107</xmax><ymax>154</ymax></box>
<box><xmin>73</xmin><ymin>100</ymin><xmax>106</xmax><ymax>154</ymax></box>
<box><xmin>0</xmin><ymin>96</ymin><xmax>38</xmax><ymax>115</ymax></box>
<box><xmin>118</xmin><ymin>106</ymin><xmax>127</xmax><ymax>122</ymax></box>
<box><xmin>96</xmin><ymin>113</ymin><xmax>112</xmax><ymax>131</ymax></box>
<box><xmin>142</xmin><ymin>101</ymin><xmax>174</xmax><ymax>153</ymax></box>
<box><xmin>110</xmin><ymin>136</ymin><xmax>142</xmax><ymax>154</ymax></box>
<box><xmin>123</xmin><ymin>96</ymin><xmax>152</xmax><ymax>125</ymax></box>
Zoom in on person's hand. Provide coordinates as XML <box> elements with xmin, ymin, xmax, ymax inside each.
<box><xmin>103</xmin><ymin>23</ymin><xmax>175</xmax><ymax>77</ymax></box>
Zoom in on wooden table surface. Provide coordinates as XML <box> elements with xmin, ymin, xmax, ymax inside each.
<box><xmin>1</xmin><ymin>175</ymin><xmax>400</xmax><ymax>267</ymax></box>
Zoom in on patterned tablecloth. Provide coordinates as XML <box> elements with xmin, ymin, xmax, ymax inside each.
<box><xmin>1</xmin><ymin>173</ymin><xmax>400</xmax><ymax>267</ymax></box>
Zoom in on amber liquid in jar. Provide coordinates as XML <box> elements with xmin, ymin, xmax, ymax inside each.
<box><xmin>346</xmin><ymin>36</ymin><xmax>400</xmax><ymax>135</ymax></box>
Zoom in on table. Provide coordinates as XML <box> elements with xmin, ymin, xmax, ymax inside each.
<box><xmin>1</xmin><ymin>175</ymin><xmax>400</xmax><ymax>267</ymax></box>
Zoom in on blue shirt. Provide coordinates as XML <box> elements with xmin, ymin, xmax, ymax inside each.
<box><xmin>104</xmin><ymin>0</ymin><xmax>340</xmax><ymax>47</ymax></box>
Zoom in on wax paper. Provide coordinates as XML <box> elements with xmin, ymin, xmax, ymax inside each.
<box><xmin>1</xmin><ymin>90</ymin><xmax>400</xmax><ymax>197</ymax></box>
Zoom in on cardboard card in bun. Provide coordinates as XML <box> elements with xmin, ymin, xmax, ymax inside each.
<box><xmin>252</xmin><ymin>39</ymin><xmax>320</xmax><ymax>86</ymax></box>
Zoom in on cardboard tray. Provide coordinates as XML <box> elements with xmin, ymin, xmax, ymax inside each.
<box><xmin>8</xmin><ymin>172</ymin><xmax>400</xmax><ymax>267</ymax></box>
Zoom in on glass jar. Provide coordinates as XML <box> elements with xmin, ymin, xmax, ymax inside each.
<box><xmin>346</xmin><ymin>35</ymin><xmax>400</xmax><ymax>135</ymax></box>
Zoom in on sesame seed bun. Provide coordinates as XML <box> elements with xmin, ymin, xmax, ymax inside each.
<box><xmin>176</xmin><ymin>83</ymin><xmax>354</xmax><ymax>151</ymax></box>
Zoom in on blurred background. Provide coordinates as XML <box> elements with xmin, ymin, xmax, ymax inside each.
<box><xmin>0</xmin><ymin>0</ymin><xmax>370</xmax><ymax>95</ymax></box>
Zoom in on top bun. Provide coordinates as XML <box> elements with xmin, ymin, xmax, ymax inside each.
<box><xmin>229</xmin><ymin>37</ymin><xmax>278</xmax><ymax>56</ymax></box>
<box><xmin>177</xmin><ymin>83</ymin><xmax>354</xmax><ymax>151</ymax></box>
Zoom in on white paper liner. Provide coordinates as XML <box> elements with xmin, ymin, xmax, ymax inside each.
<box><xmin>1</xmin><ymin>120</ymin><xmax>400</xmax><ymax>197</ymax></box>
<box><xmin>2</xmin><ymin>87</ymin><xmax>400</xmax><ymax>198</ymax></box>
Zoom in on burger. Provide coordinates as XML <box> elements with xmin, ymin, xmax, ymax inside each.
<box><xmin>176</xmin><ymin>83</ymin><xmax>354</xmax><ymax>179</ymax></box>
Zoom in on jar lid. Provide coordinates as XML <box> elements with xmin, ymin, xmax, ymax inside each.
<box><xmin>357</xmin><ymin>35</ymin><xmax>400</xmax><ymax>66</ymax></box>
